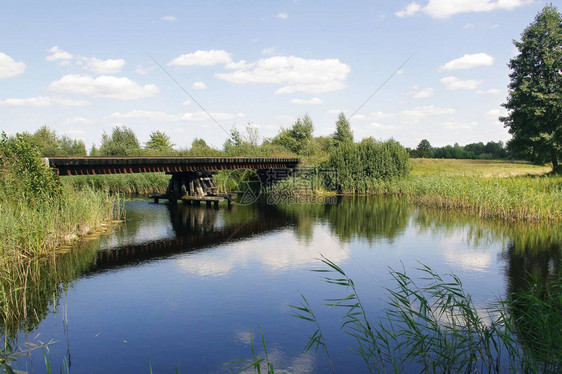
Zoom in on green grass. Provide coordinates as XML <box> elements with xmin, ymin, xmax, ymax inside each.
<box><xmin>63</xmin><ymin>173</ymin><xmax>170</xmax><ymax>194</ymax></box>
<box><xmin>410</xmin><ymin>158</ymin><xmax>552</xmax><ymax>177</ymax></box>
<box><xmin>289</xmin><ymin>258</ymin><xmax>561</xmax><ymax>373</ymax></box>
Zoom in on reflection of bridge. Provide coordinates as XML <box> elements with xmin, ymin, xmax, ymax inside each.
<box><xmin>46</xmin><ymin>156</ymin><xmax>300</xmax><ymax>204</ymax></box>
<box><xmin>89</xmin><ymin>204</ymin><xmax>293</xmax><ymax>274</ymax></box>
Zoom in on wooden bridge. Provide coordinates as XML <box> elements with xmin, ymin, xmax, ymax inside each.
<box><xmin>45</xmin><ymin>156</ymin><xmax>300</xmax><ymax>205</ymax></box>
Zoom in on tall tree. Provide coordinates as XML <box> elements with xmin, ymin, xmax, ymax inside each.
<box><xmin>272</xmin><ymin>114</ymin><xmax>314</xmax><ymax>155</ymax></box>
<box><xmin>416</xmin><ymin>139</ymin><xmax>434</xmax><ymax>158</ymax></box>
<box><xmin>99</xmin><ymin>126</ymin><xmax>142</xmax><ymax>156</ymax></box>
<box><xmin>500</xmin><ymin>5</ymin><xmax>562</xmax><ymax>173</ymax></box>
<box><xmin>333</xmin><ymin>112</ymin><xmax>353</xmax><ymax>146</ymax></box>
<box><xmin>146</xmin><ymin>131</ymin><xmax>174</xmax><ymax>153</ymax></box>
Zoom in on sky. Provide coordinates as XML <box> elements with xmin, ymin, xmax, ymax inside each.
<box><xmin>0</xmin><ymin>0</ymin><xmax>555</xmax><ymax>150</ymax></box>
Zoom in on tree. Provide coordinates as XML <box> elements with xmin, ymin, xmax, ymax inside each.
<box><xmin>99</xmin><ymin>126</ymin><xmax>142</xmax><ymax>156</ymax></box>
<box><xmin>272</xmin><ymin>114</ymin><xmax>314</xmax><ymax>155</ymax></box>
<box><xmin>416</xmin><ymin>139</ymin><xmax>434</xmax><ymax>158</ymax></box>
<box><xmin>500</xmin><ymin>5</ymin><xmax>562</xmax><ymax>172</ymax></box>
<box><xmin>333</xmin><ymin>112</ymin><xmax>353</xmax><ymax>146</ymax></box>
<box><xmin>146</xmin><ymin>131</ymin><xmax>174</xmax><ymax>153</ymax></box>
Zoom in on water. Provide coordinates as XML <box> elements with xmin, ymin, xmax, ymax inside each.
<box><xmin>5</xmin><ymin>196</ymin><xmax>561</xmax><ymax>373</ymax></box>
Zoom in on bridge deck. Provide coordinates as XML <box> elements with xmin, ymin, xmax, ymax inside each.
<box><xmin>45</xmin><ymin>156</ymin><xmax>300</xmax><ymax>176</ymax></box>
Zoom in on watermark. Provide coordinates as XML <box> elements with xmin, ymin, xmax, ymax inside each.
<box><xmin>223</xmin><ymin>167</ymin><xmax>338</xmax><ymax>206</ymax></box>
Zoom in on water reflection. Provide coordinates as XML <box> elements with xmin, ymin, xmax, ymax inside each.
<box><xmin>1</xmin><ymin>196</ymin><xmax>560</xmax><ymax>372</ymax></box>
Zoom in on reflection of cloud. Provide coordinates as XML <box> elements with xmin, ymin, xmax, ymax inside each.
<box><xmin>440</xmin><ymin>235</ymin><xmax>492</xmax><ymax>272</ymax></box>
<box><xmin>177</xmin><ymin>228</ymin><xmax>349</xmax><ymax>276</ymax></box>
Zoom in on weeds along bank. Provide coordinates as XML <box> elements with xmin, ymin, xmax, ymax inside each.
<box><xmin>0</xmin><ymin>134</ymin><xmax>122</xmax><ymax>258</ymax></box>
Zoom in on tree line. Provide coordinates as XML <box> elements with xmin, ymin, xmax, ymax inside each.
<box><xmin>408</xmin><ymin>139</ymin><xmax>509</xmax><ymax>160</ymax></box>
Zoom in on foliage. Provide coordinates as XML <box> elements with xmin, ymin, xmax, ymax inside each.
<box><xmin>0</xmin><ymin>132</ymin><xmax>62</xmax><ymax>200</ymax></box>
<box><xmin>501</xmin><ymin>5</ymin><xmax>562</xmax><ymax>172</ymax></box>
<box><xmin>17</xmin><ymin>126</ymin><xmax>87</xmax><ymax>157</ymax></box>
<box><xmin>98</xmin><ymin>126</ymin><xmax>142</xmax><ymax>156</ymax></box>
<box><xmin>326</xmin><ymin>138</ymin><xmax>410</xmax><ymax>193</ymax></box>
<box><xmin>145</xmin><ymin>131</ymin><xmax>174</xmax><ymax>153</ymax></box>
<box><xmin>414</xmin><ymin>139</ymin><xmax>434</xmax><ymax>158</ymax></box>
<box><xmin>272</xmin><ymin>114</ymin><xmax>314</xmax><ymax>156</ymax></box>
<box><xmin>332</xmin><ymin>112</ymin><xmax>353</xmax><ymax>146</ymax></box>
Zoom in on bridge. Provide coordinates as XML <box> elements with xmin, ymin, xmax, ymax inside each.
<box><xmin>45</xmin><ymin>156</ymin><xmax>300</xmax><ymax>205</ymax></box>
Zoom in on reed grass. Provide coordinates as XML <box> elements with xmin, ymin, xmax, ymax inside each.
<box><xmin>63</xmin><ymin>173</ymin><xmax>169</xmax><ymax>195</ymax></box>
<box><xmin>291</xmin><ymin>257</ymin><xmax>561</xmax><ymax>373</ymax></box>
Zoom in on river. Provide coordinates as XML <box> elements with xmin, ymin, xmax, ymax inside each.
<box><xmin>4</xmin><ymin>196</ymin><xmax>561</xmax><ymax>373</ymax></box>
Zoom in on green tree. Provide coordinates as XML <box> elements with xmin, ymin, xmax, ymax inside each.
<box><xmin>500</xmin><ymin>5</ymin><xmax>562</xmax><ymax>173</ymax></box>
<box><xmin>333</xmin><ymin>112</ymin><xmax>353</xmax><ymax>146</ymax></box>
<box><xmin>99</xmin><ymin>126</ymin><xmax>142</xmax><ymax>156</ymax></box>
<box><xmin>59</xmin><ymin>135</ymin><xmax>87</xmax><ymax>156</ymax></box>
<box><xmin>416</xmin><ymin>139</ymin><xmax>434</xmax><ymax>158</ymax></box>
<box><xmin>272</xmin><ymin>114</ymin><xmax>314</xmax><ymax>155</ymax></box>
<box><xmin>146</xmin><ymin>131</ymin><xmax>174</xmax><ymax>153</ymax></box>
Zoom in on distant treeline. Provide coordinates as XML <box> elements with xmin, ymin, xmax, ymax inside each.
<box><xmin>408</xmin><ymin>139</ymin><xmax>510</xmax><ymax>160</ymax></box>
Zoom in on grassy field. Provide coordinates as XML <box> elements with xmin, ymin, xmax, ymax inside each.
<box><xmin>410</xmin><ymin>158</ymin><xmax>552</xmax><ymax>177</ymax></box>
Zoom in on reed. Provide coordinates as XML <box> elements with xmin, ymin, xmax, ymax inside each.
<box><xmin>291</xmin><ymin>258</ymin><xmax>561</xmax><ymax>373</ymax></box>
<box><xmin>63</xmin><ymin>173</ymin><xmax>169</xmax><ymax>195</ymax></box>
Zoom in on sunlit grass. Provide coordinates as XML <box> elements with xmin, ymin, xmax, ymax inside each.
<box><xmin>410</xmin><ymin>158</ymin><xmax>552</xmax><ymax>177</ymax></box>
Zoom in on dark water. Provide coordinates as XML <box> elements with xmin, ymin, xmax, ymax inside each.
<box><xmin>5</xmin><ymin>196</ymin><xmax>561</xmax><ymax>373</ymax></box>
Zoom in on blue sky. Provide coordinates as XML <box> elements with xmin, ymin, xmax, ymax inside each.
<box><xmin>0</xmin><ymin>0</ymin><xmax>553</xmax><ymax>150</ymax></box>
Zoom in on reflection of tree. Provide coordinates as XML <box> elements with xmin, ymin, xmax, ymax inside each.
<box><xmin>279</xmin><ymin>196</ymin><xmax>410</xmax><ymax>244</ymax></box>
<box><xmin>1</xmin><ymin>240</ymin><xmax>100</xmax><ymax>339</ymax></box>
<box><xmin>503</xmin><ymin>241</ymin><xmax>561</xmax><ymax>370</ymax></box>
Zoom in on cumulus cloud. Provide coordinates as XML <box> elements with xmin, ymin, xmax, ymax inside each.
<box><xmin>110</xmin><ymin>110</ymin><xmax>244</xmax><ymax>122</ymax></box>
<box><xmin>356</xmin><ymin>105</ymin><xmax>455</xmax><ymax>124</ymax></box>
<box><xmin>261</xmin><ymin>47</ymin><xmax>277</xmax><ymax>56</ymax></box>
<box><xmin>48</xmin><ymin>74</ymin><xmax>160</xmax><ymax>100</ymax></box>
<box><xmin>440</xmin><ymin>76</ymin><xmax>483</xmax><ymax>90</ymax></box>
<box><xmin>168</xmin><ymin>50</ymin><xmax>232</xmax><ymax>67</ymax></box>
<box><xmin>396</xmin><ymin>2</ymin><xmax>421</xmax><ymax>17</ymax></box>
<box><xmin>0</xmin><ymin>96</ymin><xmax>90</xmax><ymax>107</ymax></box>
<box><xmin>161</xmin><ymin>16</ymin><xmax>177</xmax><ymax>22</ymax></box>
<box><xmin>45</xmin><ymin>46</ymin><xmax>73</xmax><ymax>62</ymax></box>
<box><xmin>476</xmin><ymin>88</ymin><xmax>501</xmax><ymax>94</ymax></box>
<box><xmin>411</xmin><ymin>87</ymin><xmax>434</xmax><ymax>99</ymax></box>
<box><xmin>441</xmin><ymin>120</ymin><xmax>477</xmax><ymax>129</ymax></box>
<box><xmin>0</xmin><ymin>52</ymin><xmax>25</xmax><ymax>79</ymax></box>
<box><xmin>277</xmin><ymin>12</ymin><xmax>288</xmax><ymax>19</ymax></box>
<box><xmin>216</xmin><ymin>56</ymin><xmax>350</xmax><ymax>94</ymax></box>
<box><xmin>291</xmin><ymin>98</ymin><xmax>323</xmax><ymax>105</ymax></box>
<box><xmin>80</xmin><ymin>57</ymin><xmax>126</xmax><ymax>74</ymax></box>
<box><xmin>192</xmin><ymin>81</ymin><xmax>207</xmax><ymax>90</ymax></box>
<box><xmin>440</xmin><ymin>53</ymin><xmax>494</xmax><ymax>71</ymax></box>
<box><xmin>396</xmin><ymin>0</ymin><xmax>533</xmax><ymax>19</ymax></box>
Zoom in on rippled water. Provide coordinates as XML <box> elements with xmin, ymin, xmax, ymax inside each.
<box><xmin>6</xmin><ymin>196</ymin><xmax>561</xmax><ymax>373</ymax></box>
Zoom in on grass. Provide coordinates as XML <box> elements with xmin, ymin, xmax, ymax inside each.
<box><xmin>63</xmin><ymin>173</ymin><xmax>169</xmax><ymax>194</ymax></box>
<box><xmin>410</xmin><ymin>158</ymin><xmax>552</xmax><ymax>177</ymax></box>
<box><xmin>288</xmin><ymin>258</ymin><xmax>561</xmax><ymax>373</ymax></box>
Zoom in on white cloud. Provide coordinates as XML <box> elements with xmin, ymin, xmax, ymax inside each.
<box><xmin>0</xmin><ymin>52</ymin><xmax>25</xmax><ymax>79</ymax></box>
<box><xmin>192</xmin><ymin>81</ymin><xmax>207</xmax><ymax>90</ymax></box>
<box><xmin>81</xmin><ymin>57</ymin><xmax>126</xmax><ymax>74</ymax></box>
<box><xmin>45</xmin><ymin>46</ymin><xmax>73</xmax><ymax>62</ymax></box>
<box><xmin>277</xmin><ymin>12</ymin><xmax>288</xmax><ymax>19</ymax></box>
<box><xmin>411</xmin><ymin>87</ymin><xmax>434</xmax><ymax>99</ymax></box>
<box><xmin>440</xmin><ymin>53</ymin><xmax>494</xmax><ymax>71</ymax></box>
<box><xmin>216</xmin><ymin>56</ymin><xmax>350</xmax><ymax>94</ymax></box>
<box><xmin>464</xmin><ymin>23</ymin><xmax>476</xmax><ymax>28</ymax></box>
<box><xmin>424</xmin><ymin>0</ymin><xmax>534</xmax><ymax>19</ymax></box>
<box><xmin>110</xmin><ymin>110</ymin><xmax>244</xmax><ymax>122</ymax></box>
<box><xmin>135</xmin><ymin>65</ymin><xmax>155</xmax><ymax>75</ymax></box>
<box><xmin>440</xmin><ymin>76</ymin><xmax>483</xmax><ymax>90</ymax></box>
<box><xmin>0</xmin><ymin>96</ymin><xmax>90</xmax><ymax>107</ymax></box>
<box><xmin>168</xmin><ymin>50</ymin><xmax>232</xmax><ymax>67</ymax></box>
<box><xmin>161</xmin><ymin>16</ymin><xmax>177</xmax><ymax>22</ymax></box>
<box><xmin>182</xmin><ymin>100</ymin><xmax>191</xmax><ymax>106</ymax></box>
<box><xmin>476</xmin><ymin>88</ymin><xmax>501</xmax><ymax>95</ymax></box>
<box><xmin>48</xmin><ymin>74</ymin><xmax>160</xmax><ymax>100</ymax></box>
<box><xmin>291</xmin><ymin>98</ymin><xmax>323</xmax><ymax>105</ymax></box>
<box><xmin>442</xmin><ymin>120</ymin><xmax>477</xmax><ymax>129</ymax></box>
<box><xmin>400</xmin><ymin>105</ymin><xmax>456</xmax><ymax>123</ymax></box>
<box><xmin>396</xmin><ymin>2</ymin><xmax>421</xmax><ymax>17</ymax></box>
